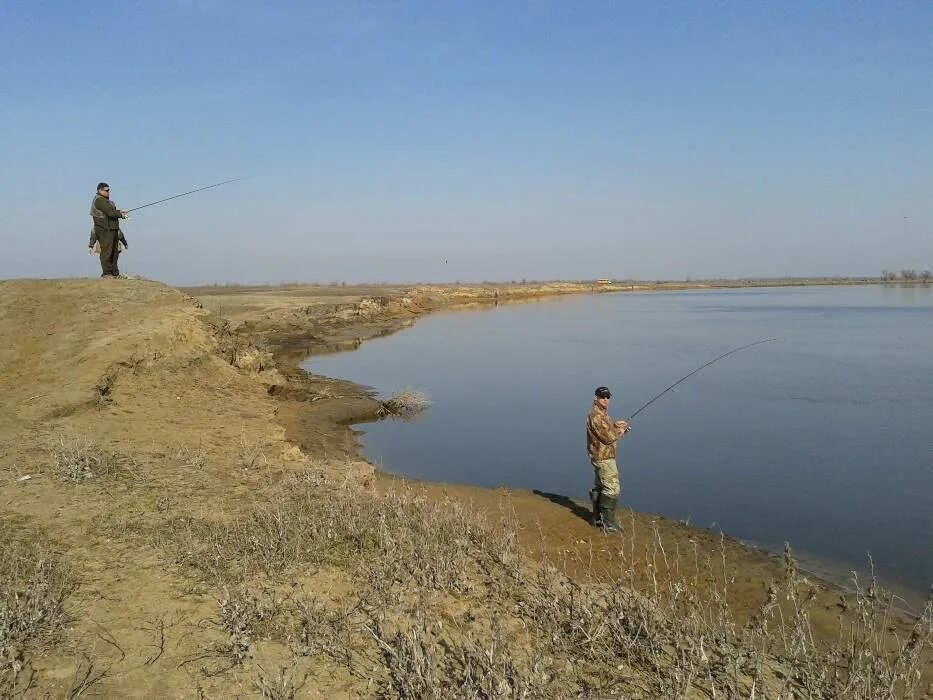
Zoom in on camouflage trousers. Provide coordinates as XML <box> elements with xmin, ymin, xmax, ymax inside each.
<box><xmin>591</xmin><ymin>458</ymin><xmax>621</xmax><ymax>498</ymax></box>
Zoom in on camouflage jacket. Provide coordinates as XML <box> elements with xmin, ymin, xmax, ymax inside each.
<box><xmin>586</xmin><ymin>402</ymin><xmax>620</xmax><ymax>461</ymax></box>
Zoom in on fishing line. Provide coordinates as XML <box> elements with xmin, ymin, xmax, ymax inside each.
<box><xmin>628</xmin><ymin>338</ymin><xmax>779</xmax><ymax>421</ymax></box>
<box><xmin>125</xmin><ymin>177</ymin><xmax>249</xmax><ymax>213</ymax></box>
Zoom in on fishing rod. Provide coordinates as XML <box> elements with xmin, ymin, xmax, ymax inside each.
<box><xmin>627</xmin><ymin>338</ymin><xmax>779</xmax><ymax>422</ymax></box>
<box><xmin>125</xmin><ymin>177</ymin><xmax>249</xmax><ymax>213</ymax></box>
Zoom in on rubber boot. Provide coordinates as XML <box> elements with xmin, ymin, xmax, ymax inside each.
<box><xmin>598</xmin><ymin>494</ymin><xmax>620</xmax><ymax>533</ymax></box>
<box><xmin>589</xmin><ymin>488</ymin><xmax>601</xmax><ymax>526</ymax></box>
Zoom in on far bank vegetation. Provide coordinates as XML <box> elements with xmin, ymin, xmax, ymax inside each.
<box><xmin>881</xmin><ymin>269</ymin><xmax>932</xmax><ymax>282</ymax></box>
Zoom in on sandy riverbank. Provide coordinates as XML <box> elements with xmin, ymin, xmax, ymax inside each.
<box><xmin>1</xmin><ymin>278</ymin><xmax>928</xmax><ymax>697</ymax></box>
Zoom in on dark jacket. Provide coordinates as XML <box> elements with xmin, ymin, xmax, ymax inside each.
<box><xmin>90</xmin><ymin>194</ymin><xmax>123</xmax><ymax>232</ymax></box>
<box><xmin>89</xmin><ymin>194</ymin><xmax>126</xmax><ymax>246</ymax></box>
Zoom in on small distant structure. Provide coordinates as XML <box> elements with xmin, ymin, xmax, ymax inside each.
<box><xmin>595</xmin><ymin>278</ymin><xmax>612</xmax><ymax>285</ymax></box>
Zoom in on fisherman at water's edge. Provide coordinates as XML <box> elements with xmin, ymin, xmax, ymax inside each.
<box><xmin>89</xmin><ymin>182</ymin><xmax>128</xmax><ymax>277</ymax></box>
<box><xmin>586</xmin><ymin>386</ymin><xmax>630</xmax><ymax>532</ymax></box>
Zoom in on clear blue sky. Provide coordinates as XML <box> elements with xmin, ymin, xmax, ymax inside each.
<box><xmin>1</xmin><ymin>1</ymin><xmax>930</xmax><ymax>284</ymax></box>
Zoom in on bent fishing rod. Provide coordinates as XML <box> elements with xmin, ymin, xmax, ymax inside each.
<box><xmin>626</xmin><ymin>338</ymin><xmax>779</xmax><ymax>423</ymax></box>
<box><xmin>125</xmin><ymin>177</ymin><xmax>249</xmax><ymax>213</ymax></box>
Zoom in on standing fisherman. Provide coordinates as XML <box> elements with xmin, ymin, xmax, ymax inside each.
<box><xmin>88</xmin><ymin>182</ymin><xmax>128</xmax><ymax>277</ymax></box>
<box><xmin>586</xmin><ymin>386</ymin><xmax>630</xmax><ymax>532</ymax></box>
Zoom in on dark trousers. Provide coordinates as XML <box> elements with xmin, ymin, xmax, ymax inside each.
<box><xmin>96</xmin><ymin>230</ymin><xmax>120</xmax><ymax>276</ymax></box>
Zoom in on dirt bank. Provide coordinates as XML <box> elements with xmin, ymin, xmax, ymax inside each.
<box><xmin>0</xmin><ymin>279</ymin><xmax>370</xmax><ymax>696</ymax></box>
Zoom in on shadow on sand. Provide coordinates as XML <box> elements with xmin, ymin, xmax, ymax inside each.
<box><xmin>532</xmin><ymin>490</ymin><xmax>594</xmax><ymax>525</ymax></box>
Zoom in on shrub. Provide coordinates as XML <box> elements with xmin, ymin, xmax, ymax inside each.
<box><xmin>378</xmin><ymin>389</ymin><xmax>432</xmax><ymax>419</ymax></box>
<box><xmin>0</xmin><ymin>532</ymin><xmax>74</xmax><ymax>696</ymax></box>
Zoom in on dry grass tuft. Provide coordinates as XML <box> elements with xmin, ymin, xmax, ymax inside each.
<box><xmin>252</xmin><ymin>662</ymin><xmax>308</xmax><ymax>700</ymax></box>
<box><xmin>371</xmin><ymin>611</ymin><xmax>556</xmax><ymax>699</ymax></box>
<box><xmin>177</xmin><ymin>442</ymin><xmax>207</xmax><ymax>471</ymax></box>
<box><xmin>289</xmin><ymin>596</ymin><xmax>359</xmax><ymax>667</ymax></box>
<box><xmin>216</xmin><ymin>587</ymin><xmax>275</xmax><ymax>666</ymax></box>
<box><xmin>0</xmin><ymin>530</ymin><xmax>74</xmax><ymax>697</ymax></box>
<box><xmin>238</xmin><ymin>436</ymin><xmax>269</xmax><ymax>471</ymax></box>
<box><xmin>48</xmin><ymin>434</ymin><xmax>109</xmax><ymax>482</ymax></box>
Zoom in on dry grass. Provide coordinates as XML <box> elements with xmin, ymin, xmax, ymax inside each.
<box><xmin>238</xmin><ymin>436</ymin><xmax>269</xmax><ymax>471</ymax></box>
<box><xmin>147</xmin><ymin>472</ymin><xmax>931</xmax><ymax>698</ymax></box>
<box><xmin>252</xmin><ymin>662</ymin><xmax>308</xmax><ymax>699</ymax></box>
<box><xmin>370</xmin><ymin>611</ymin><xmax>556</xmax><ymax>699</ymax></box>
<box><xmin>289</xmin><ymin>596</ymin><xmax>359</xmax><ymax>666</ymax></box>
<box><xmin>48</xmin><ymin>434</ymin><xmax>109</xmax><ymax>482</ymax></box>
<box><xmin>164</xmin><ymin>481</ymin><xmax>515</xmax><ymax>595</ymax></box>
<box><xmin>215</xmin><ymin>587</ymin><xmax>273</xmax><ymax>666</ymax></box>
<box><xmin>176</xmin><ymin>442</ymin><xmax>207</xmax><ymax>471</ymax></box>
<box><xmin>0</xmin><ymin>527</ymin><xmax>75</xmax><ymax>698</ymax></box>
<box><xmin>64</xmin><ymin>655</ymin><xmax>111</xmax><ymax>699</ymax></box>
<box><xmin>26</xmin><ymin>450</ymin><xmax>924</xmax><ymax>697</ymax></box>
<box><xmin>515</xmin><ymin>529</ymin><xmax>933</xmax><ymax>698</ymax></box>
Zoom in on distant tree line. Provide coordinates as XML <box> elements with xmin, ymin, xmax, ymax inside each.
<box><xmin>881</xmin><ymin>269</ymin><xmax>931</xmax><ymax>282</ymax></box>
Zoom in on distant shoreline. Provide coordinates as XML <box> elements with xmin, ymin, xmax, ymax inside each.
<box><xmin>185</xmin><ymin>275</ymin><xmax>927</xmax><ymax>292</ymax></box>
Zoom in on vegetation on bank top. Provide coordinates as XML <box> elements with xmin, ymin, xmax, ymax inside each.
<box><xmin>881</xmin><ymin>269</ymin><xmax>932</xmax><ymax>282</ymax></box>
<box><xmin>146</xmin><ymin>468</ymin><xmax>933</xmax><ymax>697</ymax></box>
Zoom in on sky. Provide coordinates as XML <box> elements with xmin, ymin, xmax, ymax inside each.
<box><xmin>1</xmin><ymin>1</ymin><xmax>930</xmax><ymax>284</ymax></box>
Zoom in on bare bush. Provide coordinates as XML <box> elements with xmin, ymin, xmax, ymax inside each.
<box><xmin>290</xmin><ymin>597</ymin><xmax>359</xmax><ymax>667</ymax></box>
<box><xmin>771</xmin><ymin>556</ymin><xmax>932</xmax><ymax>699</ymax></box>
<box><xmin>215</xmin><ymin>587</ymin><xmax>275</xmax><ymax>666</ymax></box>
<box><xmin>364</xmin><ymin>488</ymin><xmax>517</xmax><ymax>596</ymax></box>
<box><xmin>253</xmin><ymin>662</ymin><xmax>308</xmax><ymax>700</ymax></box>
<box><xmin>65</xmin><ymin>654</ymin><xmax>111</xmax><ymax>699</ymax></box>
<box><xmin>167</xmin><ymin>483</ymin><xmax>515</xmax><ymax>596</ymax></box>
<box><xmin>0</xmin><ymin>534</ymin><xmax>74</xmax><ymax>697</ymax></box>
<box><xmin>372</xmin><ymin>616</ymin><xmax>445</xmax><ymax>698</ymax></box>
<box><xmin>370</xmin><ymin>611</ymin><xmax>558</xmax><ymax>699</ymax></box>
<box><xmin>48</xmin><ymin>434</ymin><xmax>109</xmax><ymax>482</ymax></box>
<box><xmin>519</xmin><ymin>538</ymin><xmax>933</xmax><ymax>699</ymax></box>
<box><xmin>378</xmin><ymin>389</ymin><xmax>432</xmax><ymax>418</ymax></box>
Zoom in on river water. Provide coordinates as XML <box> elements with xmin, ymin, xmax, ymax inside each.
<box><xmin>304</xmin><ymin>285</ymin><xmax>933</xmax><ymax>599</ymax></box>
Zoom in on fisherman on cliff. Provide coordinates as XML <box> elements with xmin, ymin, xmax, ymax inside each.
<box><xmin>88</xmin><ymin>182</ymin><xmax>129</xmax><ymax>278</ymax></box>
<box><xmin>586</xmin><ymin>386</ymin><xmax>630</xmax><ymax>532</ymax></box>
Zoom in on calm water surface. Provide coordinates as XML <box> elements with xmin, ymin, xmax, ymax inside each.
<box><xmin>305</xmin><ymin>286</ymin><xmax>933</xmax><ymax>598</ymax></box>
